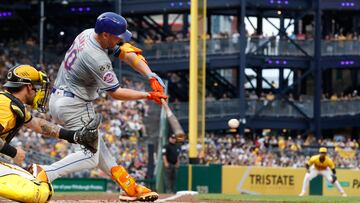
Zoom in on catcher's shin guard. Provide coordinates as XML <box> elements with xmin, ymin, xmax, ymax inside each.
<box><xmin>0</xmin><ymin>174</ymin><xmax>53</xmax><ymax>203</ymax></box>
<box><xmin>111</xmin><ymin>166</ymin><xmax>159</xmax><ymax>202</ymax></box>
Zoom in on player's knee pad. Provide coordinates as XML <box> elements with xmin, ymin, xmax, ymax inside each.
<box><xmin>111</xmin><ymin>166</ymin><xmax>137</xmax><ymax>196</ymax></box>
<box><xmin>0</xmin><ymin>174</ymin><xmax>53</xmax><ymax>203</ymax></box>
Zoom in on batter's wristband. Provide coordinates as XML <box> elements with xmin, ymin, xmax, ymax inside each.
<box><xmin>59</xmin><ymin>128</ymin><xmax>76</xmax><ymax>143</ymax></box>
<box><xmin>0</xmin><ymin>143</ymin><xmax>17</xmax><ymax>158</ymax></box>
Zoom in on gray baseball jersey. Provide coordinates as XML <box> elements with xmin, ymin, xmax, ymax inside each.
<box><xmin>44</xmin><ymin>29</ymin><xmax>119</xmax><ymax>182</ymax></box>
<box><xmin>54</xmin><ymin>28</ymin><xmax>120</xmax><ymax>101</ymax></box>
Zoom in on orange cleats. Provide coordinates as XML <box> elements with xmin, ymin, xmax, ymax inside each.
<box><xmin>118</xmin><ymin>186</ymin><xmax>159</xmax><ymax>202</ymax></box>
<box><xmin>118</xmin><ymin>192</ymin><xmax>137</xmax><ymax>202</ymax></box>
<box><xmin>135</xmin><ymin>184</ymin><xmax>159</xmax><ymax>202</ymax></box>
<box><xmin>111</xmin><ymin>166</ymin><xmax>159</xmax><ymax>202</ymax></box>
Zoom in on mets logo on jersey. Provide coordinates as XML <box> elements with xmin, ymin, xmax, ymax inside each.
<box><xmin>103</xmin><ymin>71</ymin><xmax>115</xmax><ymax>83</ymax></box>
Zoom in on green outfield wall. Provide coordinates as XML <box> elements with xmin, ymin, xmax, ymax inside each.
<box><xmin>52</xmin><ymin>178</ymin><xmax>108</xmax><ymax>192</ymax></box>
<box><xmin>177</xmin><ymin>164</ymin><xmax>222</xmax><ymax>193</ymax></box>
<box><xmin>176</xmin><ymin>165</ymin><xmax>356</xmax><ymax>196</ymax></box>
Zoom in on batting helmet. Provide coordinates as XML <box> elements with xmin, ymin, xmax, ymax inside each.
<box><xmin>95</xmin><ymin>12</ymin><xmax>132</xmax><ymax>42</ymax></box>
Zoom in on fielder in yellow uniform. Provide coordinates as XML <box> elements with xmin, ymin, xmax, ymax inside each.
<box><xmin>299</xmin><ymin>147</ymin><xmax>347</xmax><ymax>197</ymax></box>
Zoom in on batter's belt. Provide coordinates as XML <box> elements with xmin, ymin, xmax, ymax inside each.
<box><xmin>51</xmin><ymin>87</ymin><xmax>92</xmax><ymax>102</ymax></box>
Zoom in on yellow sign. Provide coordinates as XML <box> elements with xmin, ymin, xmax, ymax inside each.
<box><xmin>222</xmin><ymin>166</ymin><xmax>306</xmax><ymax>195</ymax></box>
<box><xmin>323</xmin><ymin>169</ymin><xmax>360</xmax><ymax>196</ymax></box>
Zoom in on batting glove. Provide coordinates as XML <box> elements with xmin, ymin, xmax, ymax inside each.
<box><xmin>147</xmin><ymin>72</ymin><xmax>165</xmax><ymax>93</ymax></box>
<box><xmin>147</xmin><ymin>91</ymin><xmax>168</xmax><ymax>104</ymax></box>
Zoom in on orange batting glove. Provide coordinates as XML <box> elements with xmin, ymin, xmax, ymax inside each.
<box><xmin>147</xmin><ymin>91</ymin><xmax>168</xmax><ymax>104</ymax></box>
<box><xmin>147</xmin><ymin>72</ymin><xmax>165</xmax><ymax>93</ymax></box>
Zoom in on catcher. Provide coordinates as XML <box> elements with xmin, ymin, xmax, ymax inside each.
<box><xmin>299</xmin><ymin>147</ymin><xmax>347</xmax><ymax>197</ymax></box>
<box><xmin>0</xmin><ymin>64</ymin><xmax>101</xmax><ymax>203</ymax></box>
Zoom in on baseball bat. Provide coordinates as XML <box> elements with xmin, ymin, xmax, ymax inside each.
<box><xmin>161</xmin><ymin>99</ymin><xmax>186</xmax><ymax>141</ymax></box>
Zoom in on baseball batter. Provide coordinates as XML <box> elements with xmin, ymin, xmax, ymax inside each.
<box><xmin>299</xmin><ymin>147</ymin><xmax>347</xmax><ymax>197</ymax></box>
<box><xmin>41</xmin><ymin>12</ymin><xmax>167</xmax><ymax>202</ymax></box>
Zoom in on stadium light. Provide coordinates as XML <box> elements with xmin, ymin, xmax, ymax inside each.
<box><xmin>269</xmin><ymin>0</ymin><xmax>290</xmax><ymax>5</ymax></box>
<box><xmin>170</xmin><ymin>1</ymin><xmax>190</xmax><ymax>7</ymax></box>
<box><xmin>340</xmin><ymin>60</ymin><xmax>355</xmax><ymax>65</ymax></box>
<box><xmin>0</xmin><ymin>11</ymin><xmax>12</xmax><ymax>17</ymax></box>
<box><xmin>341</xmin><ymin>2</ymin><xmax>355</xmax><ymax>7</ymax></box>
<box><xmin>70</xmin><ymin>7</ymin><xmax>92</xmax><ymax>13</ymax></box>
<box><xmin>266</xmin><ymin>59</ymin><xmax>288</xmax><ymax>65</ymax></box>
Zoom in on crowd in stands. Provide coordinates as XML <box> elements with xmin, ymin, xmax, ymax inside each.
<box><xmin>179</xmin><ymin>132</ymin><xmax>360</xmax><ymax>169</ymax></box>
<box><xmin>1</xmin><ymin>34</ymin><xmax>360</xmax><ymax>183</ymax></box>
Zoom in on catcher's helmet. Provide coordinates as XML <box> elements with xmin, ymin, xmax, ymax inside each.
<box><xmin>95</xmin><ymin>12</ymin><xmax>132</xmax><ymax>42</ymax></box>
<box><xmin>4</xmin><ymin>65</ymin><xmax>50</xmax><ymax>112</ymax></box>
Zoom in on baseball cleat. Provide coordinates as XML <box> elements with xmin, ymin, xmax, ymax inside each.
<box><xmin>136</xmin><ymin>191</ymin><xmax>159</xmax><ymax>202</ymax></box>
<box><xmin>118</xmin><ymin>193</ymin><xmax>137</xmax><ymax>202</ymax></box>
<box><xmin>118</xmin><ymin>185</ymin><xmax>159</xmax><ymax>202</ymax></box>
<box><xmin>134</xmin><ymin>184</ymin><xmax>159</xmax><ymax>202</ymax></box>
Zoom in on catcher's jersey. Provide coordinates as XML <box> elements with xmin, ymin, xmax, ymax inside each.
<box><xmin>307</xmin><ymin>155</ymin><xmax>335</xmax><ymax>170</ymax></box>
<box><xmin>54</xmin><ymin>29</ymin><xmax>120</xmax><ymax>101</ymax></box>
<box><xmin>0</xmin><ymin>93</ymin><xmax>32</xmax><ymax>142</ymax></box>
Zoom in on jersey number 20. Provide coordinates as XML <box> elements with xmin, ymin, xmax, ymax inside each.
<box><xmin>65</xmin><ymin>43</ymin><xmax>77</xmax><ymax>70</ymax></box>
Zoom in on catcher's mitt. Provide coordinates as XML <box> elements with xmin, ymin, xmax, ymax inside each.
<box><xmin>74</xmin><ymin>113</ymin><xmax>102</xmax><ymax>154</ymax></box>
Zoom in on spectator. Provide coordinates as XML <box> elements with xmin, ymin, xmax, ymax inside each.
<box><xmin>162</xmin><ymin>134</ymin><xmax>180</xmax><ymax>193</ymax></box>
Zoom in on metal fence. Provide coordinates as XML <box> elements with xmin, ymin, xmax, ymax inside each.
<box><xmin>137</xmin><ymin>39</ymin><xmax>360</xmax><ymax>59</ymax></box>
<box><xmin>15</xmin><ymin>38</ymin><xmax>360</xmax><ymax>64</ymax></box>
<box><xmin>170</xmin><ymin>98</ymin><xmax>360</xmax><ymax>119</ymax></box>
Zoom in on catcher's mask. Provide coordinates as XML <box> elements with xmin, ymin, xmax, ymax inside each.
<box><xmin>3</xmin><ymin>65</ymin><xmax>50</xmax><ymax>112</ymax></box>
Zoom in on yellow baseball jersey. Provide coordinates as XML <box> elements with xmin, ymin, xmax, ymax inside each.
<box><xmin>0</xmin><ymin>93</ymin><xmax>32</xmax><ymax>142</ymax></box>
<box><xmin>307</xmin><ymin>154</ymin><xmax>335</xmax><ymax>170</ymax></box>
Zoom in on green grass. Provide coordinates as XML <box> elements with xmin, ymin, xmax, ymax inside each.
<box><xmin>197</xmin><ymin>194</ymin><xmax>360</xmax><ymax>203</ymax></box>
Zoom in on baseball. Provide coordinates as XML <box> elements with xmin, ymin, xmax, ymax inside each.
<box><xmin>228</xmin><ymin>118</ymin><xmax>240</xmax><ymax>128</ymax></box>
